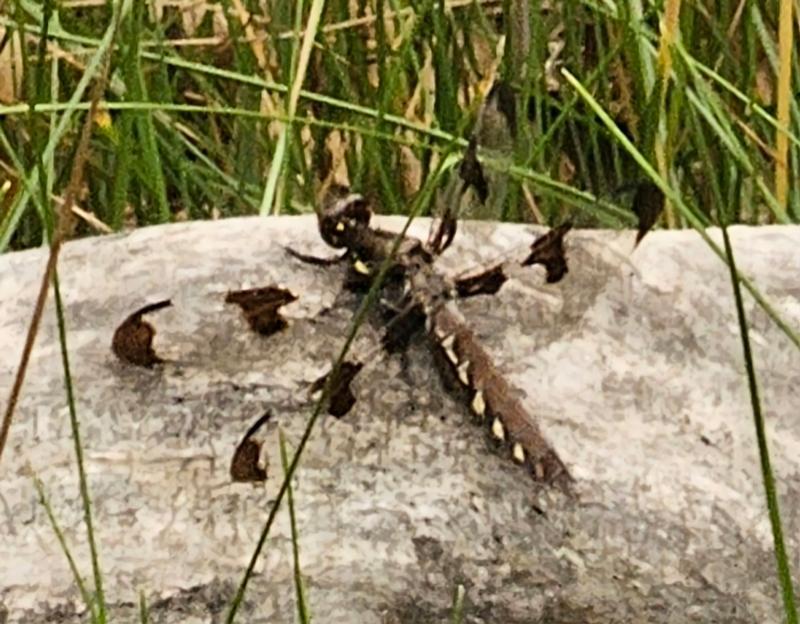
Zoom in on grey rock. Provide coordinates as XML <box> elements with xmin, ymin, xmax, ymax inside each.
<box><xmin>0</xmin><ymin>216</ymin><xmax>798</xmax><ymax>623</ymax></box>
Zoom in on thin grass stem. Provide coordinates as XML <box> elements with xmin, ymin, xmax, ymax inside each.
<box><xmin>225</xmin><ymin>141</ymin><xmax>463</xmax><ymax>623</ymax></box>
<box><xmin>719</xmin><ymin>223</ymin><xmax>798</xmax><ymax>624</ymax></box>
<box><xmin>279</xmin><ymin>430</ymin><xmax>311</xmax><ymax>624</ymax></box>
<box><xmin>33</xmin><ymin>477</ymin><xmax>97</xmax><ymax>622</ymax></box>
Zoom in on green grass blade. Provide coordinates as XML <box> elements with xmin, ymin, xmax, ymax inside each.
<box><xmin>719</xmin><ymin>222</ymin><xmax>798</xmax><ymax>624</ymax></box>
<box><xmin>279</xmin><ymin>430</ymin><xmax>311</xmax><ymax>624</ymax></box>
<box><xmin>0</xmin><ymin>122</ymin><xmax>47</xmax><ymax>221</ymax></box>
<box><xmin>108</xmin><ymin>111</ymin><xmax>135</xmax><ymax>230</ymax></box>
<box><xmin>0</xmin><ymin>0</ymin><xmax>133</xmax><ymax>252</ymax></box>
<box><xmin>562</xmin><ymin>67</ymin><xmax>800</xmax><ymax>351</ymax></box>
<box><xmin>52</xmin><ymin>269</ymin><xmax>106</xmax><ymax>622</ymax></box>
<box><xmin>259</xmin><ymin>0</ymin><xmax>324</xmax><ymax>216</ymax></box>
<box><xmin>139</xmin><ymin>590</ymin><xmax>149</xmax><ymax>623</ymax></box>
<box><xmin>26</xmin><ymin>0</ymin><xmax>55</xmax><ymax>242</ymax></box>
<box><xmin>119</xmin><ymin>0</ymin><xmax>170</xmax><ymax>224</ymax></box>
<box><xmin>0</xmin><ymin>14</ymin><xmax>460</xmax><ymax>145</ymax></box>
<box><xmin>432</xmin><ymin>0</ymin><xmax>457</xmax><ymax>133</ymax></box>
<box><xmin>226</xmin><ymin>139</ymin><xmax>463</xmax><ymax>623</ymax></box>
<box><xmin>33</xmin><ymin>477</ymin><xmax>97</xmax><ymax>622</ymax></box>
<box><xmin>677</xmin><ymin>47</ymin><xmax>791</xmax><ymax>223</ymax></box>
<box><xmin>450</xmin><ymin>584</ymin><xmax>466</xmax><ymax>624</ymax></box>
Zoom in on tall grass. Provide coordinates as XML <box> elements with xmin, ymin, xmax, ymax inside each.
<box><xmin>1</xmin><ymin>0</ymin><xmax>798</xmax><ymax>621</ymax></box>
<box><xmin>1</xmin><ymin>0</ymin><xmax>797</xmax><ymax>249</ymax></box>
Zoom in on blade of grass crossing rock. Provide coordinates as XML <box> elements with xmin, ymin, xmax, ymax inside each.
<box><xmin>280</xmin><ymin>430</ymin><xmax>311</xmax><ymax>624</ymax></box>
<box><xmin>561</xmin><ymin>68</ymin><xmax>800</xmax><ymax>351</ymax></box>
<box><xmin>34</xmin><ymin>477</ymin><xmax>98</xmax><ymax>622</ymax></box>
<box><xmin>720</xmin><ymin>220</ymin><xmax>798</xmax><ymax>624</ymax></box>
<box><xmin>225</xmin><ymin>142</ymin><xmax>463</xmax><ymax>623</ymax></box>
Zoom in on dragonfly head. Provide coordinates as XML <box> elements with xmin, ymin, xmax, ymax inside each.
<box><xmin>318</xmin><ymin>185</ymin><xmax>372</xmax><ymax>249</ymax></box>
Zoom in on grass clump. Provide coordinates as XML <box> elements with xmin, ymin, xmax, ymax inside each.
<box><xmin>0</xmin><ymin>0</ymin><xmax>797</xmax><ymax>253</ymax></box>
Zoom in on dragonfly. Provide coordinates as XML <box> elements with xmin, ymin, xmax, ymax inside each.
<box><xmin>111</xmin><ymin>82</ymin><xmax>660</xmax><ymax>492</ymax></box>
<box><xmin>285</xmin><ymin>181</ymin><xmax>575</xmax><ymax>490</ymax></box>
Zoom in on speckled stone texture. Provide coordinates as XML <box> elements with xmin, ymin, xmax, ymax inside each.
<box><xmin>0</xmin><ymin>217</ymin><xmax>798</xmax><ymax>623</ymax></box>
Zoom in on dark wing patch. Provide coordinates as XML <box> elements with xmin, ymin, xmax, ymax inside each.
<box><xmin>310</xmin><ymin>361</ymin><xmax>364</xmax><ymax>418</ymax></box>
<box><xmin>230</xmin><ymin>411</ymin><xmax>272</xmax><ymax>483</ymax></box>
<box><xmin>111</xmin><ymin>299</ymin><xmax>172</xmax><ymax>368</ymax></box>
<box><xmin>522</xmin><ymin>222</ymin><xmax>572</xmax><ymax>283</ymax></box>
<box><xmin>632</xmin><ymin>181</ymin><xmax>665</xmax><ymax>247</ymax></box>
<box><xmin>381</xmin><ymin>304</ymin><xmax>426</xmax><ymax>353</ymax></box>
<box><xmin>459</xmin><ymin>137</ymin><xmax>489</xmax><ymax>205</ymax></box>
<box><xmin>225</xmin><ymin>286</ymin><xmax>298</xmax><ymax>336</ymax></box>
<box><xmin>455</xmin><ymin>263</ymin><xmax>508</xmax><ymax>298</ymax></box>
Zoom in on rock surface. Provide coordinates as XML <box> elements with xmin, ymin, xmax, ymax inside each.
<box><xmin>1</xmin><ymin>216</ymin><xmax>799</xmax><ymax>623</ymax></box>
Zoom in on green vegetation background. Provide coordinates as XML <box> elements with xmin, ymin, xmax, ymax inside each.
<box><xmin>1</xmin><ymin>0</ymin><xmax>798</xmax><ymax>252</ymax></box>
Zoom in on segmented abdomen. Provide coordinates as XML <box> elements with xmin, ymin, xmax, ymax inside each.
<box><xmin>428</xmin><ymin>302</ymin><xmax>572</xmax><ymax>490</ymax></box>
